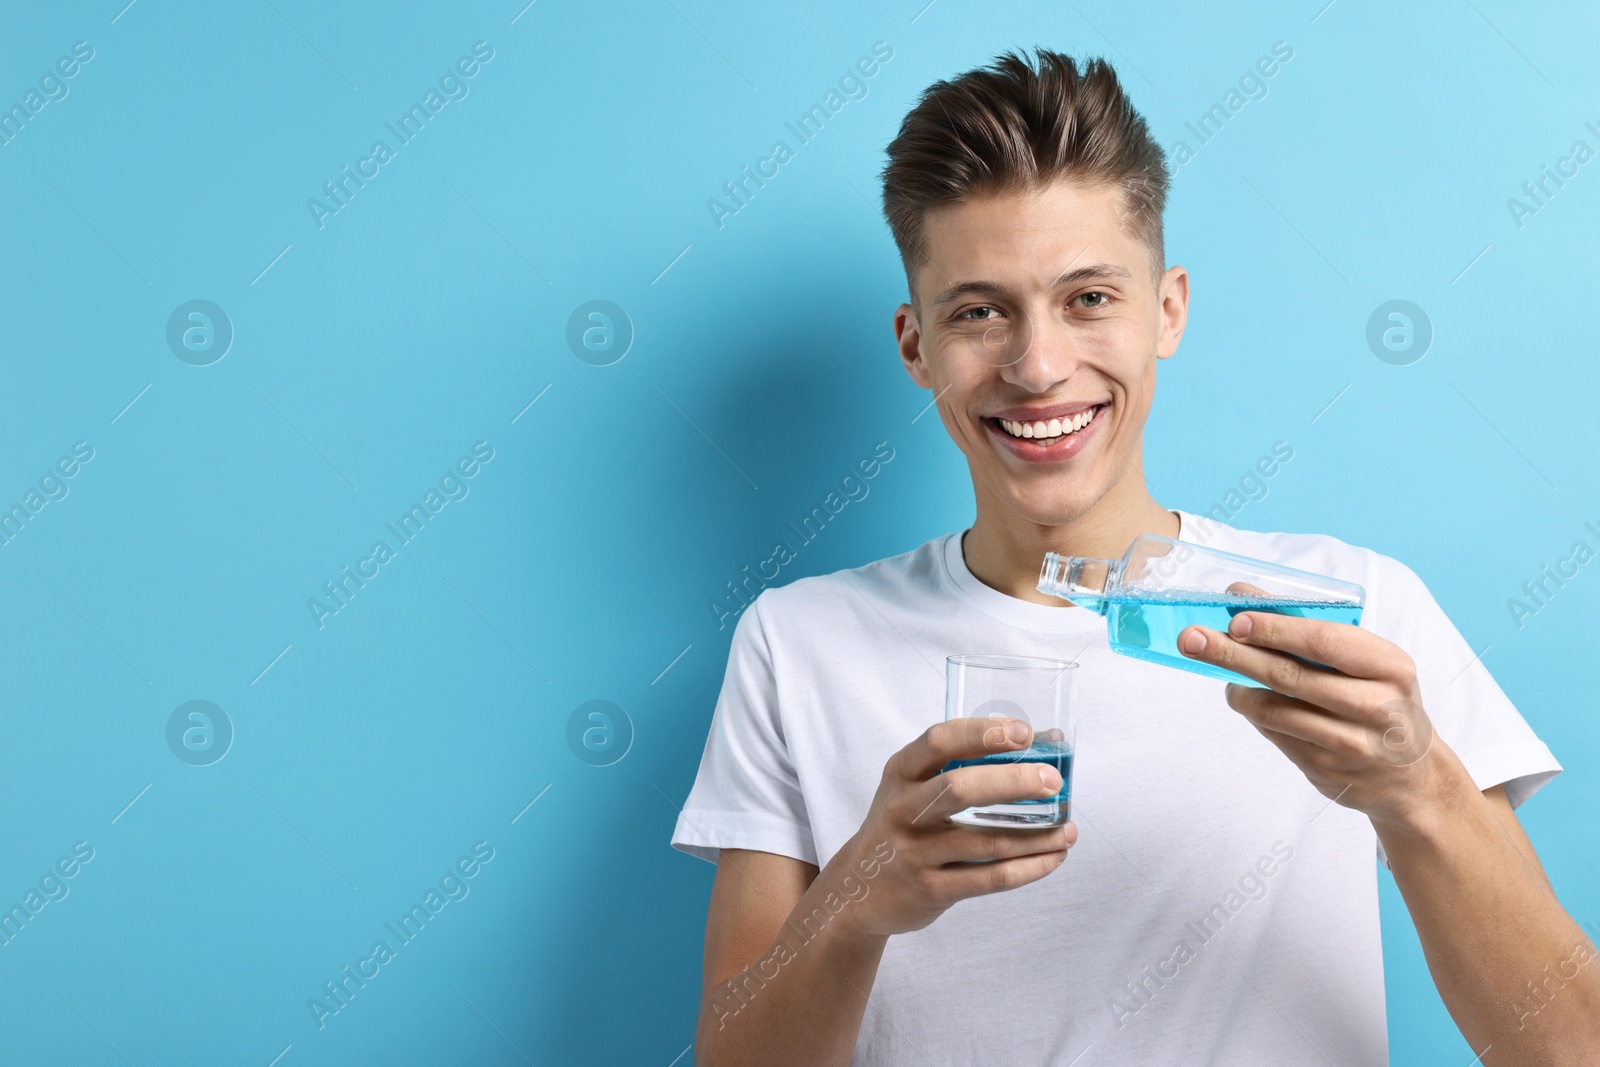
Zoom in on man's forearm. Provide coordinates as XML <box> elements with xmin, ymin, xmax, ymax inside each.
<box><xmin>696</xmin><ymin>847</ymin><xmax>892</xmax><ymax>1067</ymax></box>
<box><xmin>1376</xmin><ymin>750</ymin><xmax>1600</xmax><ymax>1064</ymax></box>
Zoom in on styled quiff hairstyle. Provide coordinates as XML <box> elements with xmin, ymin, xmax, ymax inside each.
<box><xmin>881</xmin><ymin>50</ymin><xmax>1169</xmax><ymax>293</ymax></box>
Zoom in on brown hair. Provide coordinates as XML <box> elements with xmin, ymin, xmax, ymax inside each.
<box><xmin>881</xmin><ymin>49</ymin><xmax>1168</xmax><ymax>292</ymax></box>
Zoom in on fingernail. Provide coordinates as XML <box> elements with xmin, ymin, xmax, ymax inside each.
<box><xmin>1038</xmin><ymin>766</ymin><xmax>1058</xmax><ymax>789</ymax></box>
<box><xmin>1230</xmin><ymin>614</ymin><xmax>1253</xmax><ymax>638</ymax></box>
<box><xmin>1181</xmin><ymin>629</ymin><xmax>1206</xmax><ymax>655</ymax></box>
<box><xmin>1006</xmin><ymin>719</ymin><xmax>1030</xmax><ymax>744</ymax></box>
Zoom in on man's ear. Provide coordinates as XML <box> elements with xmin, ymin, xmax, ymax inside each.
<box><xmin>894</xmin><ymin>302</ymin><xmax>933</xmax><ymax>388</ymax></box>
<box><xmin>1155</xmin><ymin>265</ymin><xmax>1189</xmax><ymax>361</ymax></box>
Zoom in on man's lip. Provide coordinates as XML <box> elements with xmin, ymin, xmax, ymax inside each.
<box><xmin>983</xmin><ymin>401</ymin><xmax>1105</xmax><ymax>461</ymax></box>
<box><xmin>987</xmin><ymin>400</ymin><xmax>1109</xmax><ymax>423</ymax></box>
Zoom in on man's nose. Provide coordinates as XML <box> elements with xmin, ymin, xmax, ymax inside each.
<box><xmin>999</xmin><ymin>314</ymin><xmax>1077</xmax><ymax>392</ymax></box>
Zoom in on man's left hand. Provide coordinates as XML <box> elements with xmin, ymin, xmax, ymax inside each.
<box><xmin>1178</xmin><ymin>606</ymin><xmax>1448</xmax><ymax>826</ymax></box>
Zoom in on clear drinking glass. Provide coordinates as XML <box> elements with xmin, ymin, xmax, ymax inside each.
<box><xmin>940</xmin><ymin>655</ymin><xmax>1076</xmax><ymax>829</ymax></box>
<box><xmin>1037</xmin><ymin>532</ymin><xmax>1366</xmax><ymax>686</ymax></box>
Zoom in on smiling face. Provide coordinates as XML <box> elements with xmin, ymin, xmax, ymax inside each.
<box><xmin>894</xmin><ymin>178</ymin><xmax>1189</xmax><ymax>529</ymax></box>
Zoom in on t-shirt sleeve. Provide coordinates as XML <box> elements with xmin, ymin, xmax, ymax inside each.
<box><xmin>670</xmin><ymin>594</ymin><xmax>818</xmax><ymax>867</ymax></box>
<box><xmin>1367</xmin><ymin>555</ymin><xmax>1562</xmax><ymax>867</ymax></box>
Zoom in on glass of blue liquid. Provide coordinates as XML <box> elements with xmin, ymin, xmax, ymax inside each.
<box><xmin>1038</xmin><ymin>533</ymin><xmax>1365</xmax><ymax>687</ymax></box>
<box><xmin>941</xmin><ymin>655</ymin><xmax>1077</xmax><ymax>829</ymax></box>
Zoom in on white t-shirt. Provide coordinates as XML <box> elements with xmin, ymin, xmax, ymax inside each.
<box><xmin>672</xmin><ymin>510</ymin><xmax>1561</xmax><ymax>1066</ymax></box>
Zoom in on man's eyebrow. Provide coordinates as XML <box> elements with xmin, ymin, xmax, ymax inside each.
<box><xmin>929</xmin><ymin>263</ymin><xmax>1135</xmax><ymax>309</ymax></box>
<box><xmin>1055</xmin><ymin>263</ymin><xmax>1134</xmax><ymax>286</ymax></box>
<box><xmin>928</xmin><ymin>281</ymin><xmax>1004</xmax><ymax>310</ymax></box>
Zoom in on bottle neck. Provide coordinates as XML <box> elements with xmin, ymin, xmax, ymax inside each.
<box><xmin>1038</xmin><ymin>553</ymin><xmax>1120</xmax><ymax>601</ymax></box>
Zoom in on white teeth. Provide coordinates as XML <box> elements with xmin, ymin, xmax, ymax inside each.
<box><xmin>997</xmin><ymin>406</ymin><xmax>1100</xmax><ymax>440</ymax></box>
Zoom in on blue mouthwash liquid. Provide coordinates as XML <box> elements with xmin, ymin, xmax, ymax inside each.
<box><xmin>941</xmin><ymin>741</ymin><xmax>1072</xmax><ymax>826</ymax></box>
<box><xmin>1073</xmin><ymin>588</ymin><xmax>1362</xmax><ymax>686</ymax></box>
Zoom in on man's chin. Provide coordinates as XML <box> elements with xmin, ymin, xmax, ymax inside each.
<box><xmin>998</xmin><ymin>486</ymin><xmax>1104</xmax><ymax>529</ymax></box>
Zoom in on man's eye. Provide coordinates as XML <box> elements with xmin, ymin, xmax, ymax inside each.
<box><xmin>958</xmin><ymin>305</ymin><xmax>1001</xmax><ymax>322</ymax></box>
<box><xmin>1077</xmin><ymin>291</ymin><xmax>1110</xmax><ymax>308</ymax></box>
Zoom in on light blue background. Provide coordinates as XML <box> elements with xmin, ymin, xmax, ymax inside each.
<box><xmin>1</xmin><ymin>0</ymin><xmax>1595</xmax><ymax>1063</ymax></box>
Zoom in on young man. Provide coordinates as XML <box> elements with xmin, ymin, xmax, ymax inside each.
<box><xmin>672</xmin><ymin>50</ymin><xmax>1598</xmax><ymax>1065</ymax></box>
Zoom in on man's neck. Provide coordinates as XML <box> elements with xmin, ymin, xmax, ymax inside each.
<box><xmin>962</xmin><ymin>479</ymin><xmax>1179</xmax><ymax>606</ymax></box>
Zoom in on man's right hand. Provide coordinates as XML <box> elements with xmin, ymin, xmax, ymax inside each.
<box><xmin>832</xmin><ymin>716</ymin><xmax>1077</xmax><ymax>938</ymax></box>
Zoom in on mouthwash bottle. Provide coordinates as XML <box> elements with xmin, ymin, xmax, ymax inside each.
<box><xmin>1037</xmin><ymin>533</ymin><xmax>1364</xmax><ymax>686</ymax></box>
